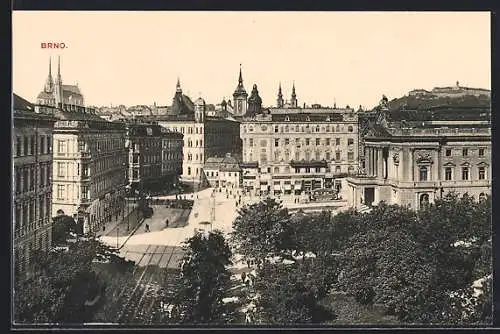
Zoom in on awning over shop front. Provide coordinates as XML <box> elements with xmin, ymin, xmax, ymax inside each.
<box><xmin>294</xmin><ymin>182</ymin><xmax>302</xmax><ymax>190</ymax></box>
<box><xmin>260</xmin><ymin>185</ymin><xmax>267</xmax><ymax>191</ymax></box>
<box><xmin>273</xmin><ymin>185</ymin><xmax>281</xmax><ymax>190</ymax></box>
<box><xmin>284</xmin><ymin>184</ymin><xmax>292</xmax><ymax>190</ymax></box>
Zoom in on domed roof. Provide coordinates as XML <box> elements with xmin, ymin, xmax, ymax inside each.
<box><xmin>195</xmin><ymin>97</ymin><xmax>206</xmax><ymax>105</ymax></box>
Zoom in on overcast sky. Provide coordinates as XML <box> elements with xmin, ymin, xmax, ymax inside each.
<box><xmin>12</xmin><ymin>11</ymin><xmax>490</xmax><ymax>109</ymax></box>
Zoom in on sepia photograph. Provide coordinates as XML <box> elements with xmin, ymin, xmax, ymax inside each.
<box><xmin>11</xmin><ymin>11</ymin><xmax>492</xmax><ymax>327</ymax></box>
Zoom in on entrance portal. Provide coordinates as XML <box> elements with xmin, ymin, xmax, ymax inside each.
<box><xmin>364</xmin><ymin>187</ymin><xmax>375</xmax><ymax>206</ymax></box>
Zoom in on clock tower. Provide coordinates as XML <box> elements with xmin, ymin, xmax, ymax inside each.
<box><xmin>232</xmin><ymin>64</ymin><xmax>248</xmax><ymax>117</ymax></box>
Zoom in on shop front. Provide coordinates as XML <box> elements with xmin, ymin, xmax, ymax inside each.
<box><xmin>284</xmin><ymin>181</ymin><xmax>292</xmax><ymax>195</ymax></box>
<box><xmin>273</xmin><ymin>181</ymin><xmax>281</xmax><ymax>196</ymax></box>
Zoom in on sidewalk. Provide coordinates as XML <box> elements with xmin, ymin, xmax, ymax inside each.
<box><xmin>95</xmin><ymin>201</ymin><xmax>144</xmax><ymax>241</ymax></box>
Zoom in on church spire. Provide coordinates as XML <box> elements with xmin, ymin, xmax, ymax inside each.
<box><xmin>238</xmin><ymin>63</ymin><xmax>243</xmax><ymax>85</ymax></box>
<box><xmin>44</xmin><ymin>57</ymin><xmax>54</xmax><ymax>92</ymax></box>
<box><xmin>176</xmin><ymin>77</ymin><xmax>182</xmax><ymax>93</ymax></box>
<box><xmin>291</xmin><ymin>81</ymin><xmax>297</xmax><ymax>108</ymax></box>
<box><xmin>277</xmin><ymin>82</ymin><xmax>284</xmax><ymax>108</ymax></box>
<box><xmin>55</xmin><ymin>56</ymin><xmax>62</xmax><ymax>84</ymax></box>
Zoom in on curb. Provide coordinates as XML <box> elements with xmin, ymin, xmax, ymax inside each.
<box><xmin>118</xmin><ymin>217</ymin><xmax>146</xmax><ymax>250</ymax></box>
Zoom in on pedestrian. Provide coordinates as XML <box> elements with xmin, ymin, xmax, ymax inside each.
<box><xmin>166</xmin><ymin>219</ymin><xmax>169</xmax><ymax>227</ymax></box>
<box><xmin>145</xmin><ymin>224</ymin><xmax>150</xmax><ymax>232</ymax></box>
<box><xmin>241</xmin><ymin>271</ymin><xmax>247</xmax><ymax>283</ymax></box>
<box><xmin>197</xmin><ymin>194</ymin><xmax>199</xmax><ymax>199</ymax></box>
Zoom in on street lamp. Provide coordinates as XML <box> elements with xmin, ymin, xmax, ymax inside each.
<box><xmin>116</xmin><ymin>226</ymin><xmax>119</xmax><ymax>249</ymax></box>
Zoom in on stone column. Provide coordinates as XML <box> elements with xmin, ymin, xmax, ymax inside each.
<box><xmin>409</xmin><ymin>149</ymin><xmax>414</xmax><ymax>181</ymax></box>
<box><xmin>379</xmin><ymin>148</ymin><xmax>384</xmax><ymax>179</ymax></box>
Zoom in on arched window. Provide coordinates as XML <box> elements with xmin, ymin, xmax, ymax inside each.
<box><xmin>419</xmin><ymin>166</ymin><xmax>428</xmax><ymax>181</ymax></box>
<box><xmin>273</xmin><ymin>167</ymin><xmax>279</xmax><ymax>174</ymax></box>
<box><xmin>479</xmin><ymin>193</ymin><xmax>487</xmax><ymax>202</ymax></box>
<box><xmin>419</xmin><ymin>193</ymin><xmax>430</xmax><ymax>210</ymax></box>
<box><xmin>295</xmin><ymin>125</ymin><xmax>300</xmax><ymax>132</ymax></box>
<box><xmin>348</xmin><ymin>125</ymin><xmax>354</xmax><ymax>132</ymax></box>
<box><xmin>315</xmin><ymin>125</ymin><xmax>320</xmax><ymax>132</ymax></box>
<box><xmin>188</xmin><ymin>167</ymin><xmax>191</xmax><ymax>175</ymax></box>
<box><xmin>336</xmin><ymin>125</ymin><xmax>340</xmax><ymax>132</ymax></box>
<box><xmin>348</xmin><ymin>166</ymin><xmax>355</xmax><ymax>174</ymax></box>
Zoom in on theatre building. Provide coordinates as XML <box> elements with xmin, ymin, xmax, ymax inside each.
<box><xmin>346</xmin><ymin>108</ymin><xmax>491</xmax><ymax>210</ymax></box>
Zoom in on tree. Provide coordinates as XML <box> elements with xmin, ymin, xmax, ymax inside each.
<box><xmin>231</xmin><ymin>197</ymin><xmax>293</xmax><ymax>262</ymax></box>
<box><xmin>52</xmin><ymin>215</ymin><xmax>78</xmax><ymax>245</ymax></box>
<box><xmin>14</xmin><ymin>238</ymin><xmax>131</xmax><ymax>324</ymax></box>
<box><xmin>172</xmin><ymin>230</ymin><xmax>233</xmax><ymax>324</ymax></box>
<box><xmin>338</xmin><ymin>195</ymin><xmax>492</xmax><ymax>324</ymax></box>
<box><xmin>254</xmin><ymin>258</ymin><xmax>336</xmax><ymax>324</ymax></box>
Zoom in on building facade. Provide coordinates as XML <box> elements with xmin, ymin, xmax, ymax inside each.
<box><xmin>140</xmin><ymin>81</ymin><xmax>241</xmax><ymax>187</ymax></box>
<box><xmin>13</xmin><ymin>94</ymin><xmax>57</xmax><ymax>278</ymax></box>
<box><xmin>346</xmin><ymin>112</ymin><xmax>491</xmax><ymax>210</ymax></box>
<box><xmin>36</xmin><ymin>103</ymin><xmax>128</xmax><ymax>234</ymax></box>
<box><xmin>126</xmin><ymin>122</ymin><xmax>183</xmax><ymax>194</ymax></box>
<box><xmin>240</xmin><ymin>104</ymin><xmax>359</xmax><ymax>195</ymax></box>
<box><xmin>203</xmin><ymin>153</ymin><xmax>242</xmax><ymax>189</ymax></box>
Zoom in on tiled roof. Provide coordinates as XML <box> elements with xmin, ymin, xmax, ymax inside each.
<box><xmin>62</xmin><ymin>84</ymin><xmax>82</xmax><ymax>95</ymax></box>
<box><xmin>37</xmin><ymin>91</ymin><xmax>53</xmax><ymax>99</ymax></box>
<box><xmin>13</xmin><ymin>93</ymin><xmax>35</xmax><ymax>111</ymax></box>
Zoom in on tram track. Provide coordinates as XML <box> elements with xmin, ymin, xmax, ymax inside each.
<box><xmin>116</xmin><ymin>245</ymin><xmax>161</xmax><ymax>323</ymax></box>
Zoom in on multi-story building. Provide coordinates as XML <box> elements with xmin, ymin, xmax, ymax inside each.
<box><xmin>13</xmin><ymin>94</ymin><xmax>56</xmax><ymax>278</ymax></box>
<box><xmin>345</xmin><ymin>108</ymin><xmax>491</xmax><ymax>210</ymax></box>
<box><xmin>125</xmin><ymin>122</ymin><xmax>183</xmax><ymax>194</ymax></box>
<box><xmin>140</xmin><ymin>80</ymin><xmax>241</xmax><ymax>188</ymax></box>
<box><xmin>239</xmin><ymin>82</ymin><xmax>359</xmax><ymax>195</ymax></box>
<box><xmin>203</xmin><ymin>153</ymin><xmax>242</xmax><ymax>189</ymax></box>
<box><xmin>35</xmin><ymin>103</ymin><xmax>128</xmax><ymax>234</ymax></box>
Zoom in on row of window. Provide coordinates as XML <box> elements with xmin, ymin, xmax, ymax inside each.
<box><xmin>186</xmin><ymin>153</ymin><xmax>203</xmax><ymax>162</ymax></box>
<box><xmin>248</xmin><ymin>150</ymin><xmax>355</xmax><ymax>163</ymax></box>
<box><xmin>245</xmin><ymin>137</ymin><xmax>355</xmax><ymax>148</ymax></box>
<box><xmin>207</xmin><ymin>171</ymin><xmax>238</xmax><ymax>178</ymax></box>
<box><xmin>257</xmin><ymin>165</ymin><xmax>356</xmax><ymax>175</ymax></box>
<box><xmin>418</xmin><ymin>166</ymin><xmax>488</xmax><ymax>181</ymax></box>
<box><xmin>244</xmin><ymin>124</ymin><xmax>355</xmax><ymax>133</ymax></box>
<box><xmin>15</xmin><ymin>135</ymin><xmax>52</xmax><ymax>157</ymax></box>
<box><xmin>171</xmin><ymin>126</ymin><xmax>204</xmax><ymax>135</ymax></box>
<box><xmin>56</xmin><ymin>162</ymin><xmax>90</xmax><ymax>178</ymax></box>
<box><xmin>15</xmin><ymin>164</ymin><xmax>52</xmax><ymax>193</ymax></box>
<box><xmin>186</xmin><ymin>139</ymin><xmax>203</xmax><ymax>147</ymax></box>
<box><xmin>14</xmin><ymin>194</ymin><xmax>51</xmax><ymax>235</ymax></box>
<box><xmin>445</xmin><ymin>148</ymin><xmax>487</xmax><ymax>157</ymax></box>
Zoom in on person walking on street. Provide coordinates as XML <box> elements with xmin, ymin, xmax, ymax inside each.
<box><xmin>166</xmin><ymin>219</ymin><xmax>169</xmax><ymax>227</ymax></box>
<box><xmin>145</xmin><ymin>224</ymin><xmax>150</xmax><ymax>232</ymax></box>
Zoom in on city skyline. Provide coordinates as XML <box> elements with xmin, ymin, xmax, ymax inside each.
<box><xmin>13</xmin><ymin>11</ymin><xmax>490</xmax><ymax>109</ymax></box>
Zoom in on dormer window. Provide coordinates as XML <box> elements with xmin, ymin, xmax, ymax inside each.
<box><xmin>285</xmin><ymin>116</ymin><xmax>290</xmax><ymax>122</ymax></box>
<box><xmin>306</xmin><ymin>116</ymin><xmax>311</xmax><ymax>122</ymax></box>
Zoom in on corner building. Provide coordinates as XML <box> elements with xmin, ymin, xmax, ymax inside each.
<box><xmin>13</xmin><ymin>94</ymin><xmax>56</xmax><ymax>278</ymax></box>
<box><xmin>37</xmin><ymin>104</ymin><xmax>128</xmax><ymax>234</ymax></box>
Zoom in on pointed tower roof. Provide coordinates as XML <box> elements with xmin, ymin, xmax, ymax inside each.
<box><xmin>44</xmin><ymin>57</ymin><xmax>54</xmax><ymax>92</ymax></box>
<box><xmin>233</xmin><ymin>64</ymin><xmax>247</xmax><ymax>97</ymax></box>
<box><xmin>278</xmin><ymin>82</ymin><xmax>283</xmax><ymax>97</ymax></box>
<box><xmin>291</xmin><ymin>81</ymin><xmax>296</xmax><ymax>97</ymax></box>
<box><xmin>176</xmin><ymin>77</ymin><xmax>182</xmax><ymax>93</ymax></box>
<box><xmin>55</xmin><ymin>56</ymin><xmax>62</xmax><ymax>84</ymax></box>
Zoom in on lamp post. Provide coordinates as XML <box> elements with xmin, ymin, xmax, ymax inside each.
<box><xmin>116</xmin><ymin>226</ymin><xmax>119</xmax><ymax>249</ymax></box>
